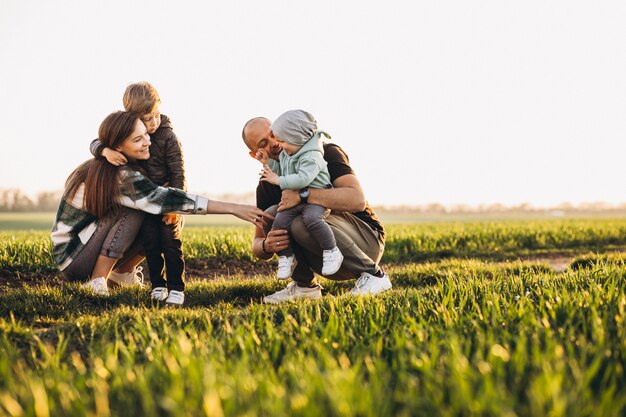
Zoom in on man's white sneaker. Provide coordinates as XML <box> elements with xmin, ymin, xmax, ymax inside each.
<box><xmin>82</xmin><ymin>277</ymin><xmax>109</xmax><ymax>296</ymax></box>
<box><xmin>277</xmin><ymin>255</ymin><xmax>298</xmax><ymax>280</ymax></box>
<box><xmin>165</xmin><ymin>290</ymin><xmax>185</xmax><ymax>306</ymax></box>
<box><xmin>349</xmin><ymin>272</ymin><xmax>392</xmax><ymax>295</ymax></box>
<box><xmin>151</xmin><ymin>287</ymin><xmax>169</xmax><ymax>302</ymax></box>
<box><xmin>108</xmin><ymin>266</ymin><xmax>145</xmax><ymax>287</ymax></box>
<box><xmin>263</xmin><ymin>281</ymin><xmax>322</xmax><ymax>304</ymax></box>
<box><xmin>321</xmin><ymin>246</ymin><xmax>344</xmax><ymax>276</ymax></box>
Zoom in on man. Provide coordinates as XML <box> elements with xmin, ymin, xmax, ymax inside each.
<box><xmin>242</xmin><ymin>116</ymin><xmax>391</xmax><ymax>303</ymax></box>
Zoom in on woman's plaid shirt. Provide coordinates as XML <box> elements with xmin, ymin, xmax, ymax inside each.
<box><xmin>51</xmin><ymin>167</ymin><xmax>208</xmax><ymax>271</ymax></box>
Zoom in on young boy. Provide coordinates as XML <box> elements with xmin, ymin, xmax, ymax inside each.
<box><xmin>257</xmin><ymin>109</ymin><xmax>343</xmax><ymax>279</ymax></box>
<box><xmin>89</xmin><ymin>82</ymin><xmax>187</xmax><ymax>306</ymax></box>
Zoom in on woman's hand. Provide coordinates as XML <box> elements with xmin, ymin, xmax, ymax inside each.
<box><xmin>260</xmin><ymin>164</ymin><xmax>279</xmax><ymax>185</ymax></box>
<box><xmin>262</xmin><ymin>229</ymin><xmax>290</xmax><ymax>254</ymax></box>
<box><xmin>232</xmin><ymin>204</ymin><xmax>274</xmax><ymax>226</ymax></box>
<box><xmin>102</xmin><ymin>148</ymin><xmax>128</xmax><ymax>166</ymax></box>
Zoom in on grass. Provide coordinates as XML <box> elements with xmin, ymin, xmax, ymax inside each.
<box><xmin>1</xmin><ymin>259</ymin><xmax>626</xmax><ymax>416</ymax></box>
<box><xmin>3</xmin><ymin>218</ymin><xmax>626</xmax><ymax>277</ymax></box>
<box><xmin>2</xmin><ymin>216</ymin><xmax>626</xmax><ymax>416</ymax></box>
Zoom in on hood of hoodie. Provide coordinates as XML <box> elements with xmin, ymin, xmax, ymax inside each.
<box><xmin>290</xmin><ymin>131</ymin><xmax>328</xmax><ymax>159</ymax></box>
<box><xmin>157</xmin><ymin>114</ymin><xmax>173</xmax><ymax>131</ymax></box>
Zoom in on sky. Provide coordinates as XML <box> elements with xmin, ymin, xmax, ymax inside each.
<box><xmin>1</xmin><ymin>0</ymin><xmax>625</xmax><ymax>208</ymax></box>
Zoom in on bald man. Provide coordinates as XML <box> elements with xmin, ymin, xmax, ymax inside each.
<box><xmin>242</xmin><ymin>116</ymin><xmax>392</xmax><ymax>303</ymax></box>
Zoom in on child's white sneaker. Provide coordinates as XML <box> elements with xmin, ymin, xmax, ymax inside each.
<box><xmin>151</xmin><ymin>287</ymin><xmax>168</xmax><ymax>301</ymax></box>
<box><xmin>82</xmin><ymin>277</ymin><xmax>109</xmax><ymax>296</ymax></box>
<box><xmin>165</xmin><ymin>290</ymin><xmax>185</xmax><ymax>306</ymax></box>
<box><xmin>277</xmin><ymin>255</ymin><xmax>298</xmax><ymax>280</ymax></box>
<box><xmin>321</xmin><ymin>246</ymin><xmax>344</xmax><ymax>276</ymax></box>
<box><xmin>108</xmin><ymin>266</ymin><xmax>145</xmax><ymax>287</ymax></box>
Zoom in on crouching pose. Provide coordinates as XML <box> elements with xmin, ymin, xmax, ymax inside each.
<box><xmin>242</xmin><ymin>115</ymin><xmax>391</xmax><ymax>303</ymax></box>
<box><xmin>52</xmin><ymin>111</ymin><xmax>271</xmax><ymax>304</ymax></box>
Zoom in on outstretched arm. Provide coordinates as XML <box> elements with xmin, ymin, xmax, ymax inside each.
<box><xmin>278</xmin><ymin>173</ymin><xmax>366</xmax><ymax>213</ymax></box>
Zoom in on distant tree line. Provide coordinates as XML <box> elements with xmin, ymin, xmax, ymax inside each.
<box><xmin>1</xmin><ymin>187</ymin><xmax>624</xmax><ymax>214</ymax></box>
<box><xmin>0</xmin><ymin>189</ymin><xmax>62</xmax><ymax>212</ymax></box>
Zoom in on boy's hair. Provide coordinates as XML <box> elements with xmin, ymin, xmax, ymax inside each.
<box><xmin>123</xmin><ymin>82</ymin><xmax>161</xmax><ymax>114</ymax></box>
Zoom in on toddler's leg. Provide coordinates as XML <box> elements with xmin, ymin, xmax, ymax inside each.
<box><xmin>271</xmin><ymin>206</ymin><xmax>303</xmax><ymax>279</ymax></box>
<box><xmin>301</xmin><ymin>204</ymin><xmax>343</xmax><ymax>276</ymax></box>
<box><xmin>142</xmin><ymin>214</ymin><xmax>166</xmax><ymax>289</ymax></box>
<box><xmin>301</xmin><ymin>205</ymin><xmax>335</xmax><ymax>250</ymax></box>
<box><xmin>161</xmin><ymin>216</ymin><xmax>185</xmax><ymax>292</ymax></box>
<box><xmin>270</xmin><ymin>206</ymin><xmax>302</xmax><ymax>257</ymax></box>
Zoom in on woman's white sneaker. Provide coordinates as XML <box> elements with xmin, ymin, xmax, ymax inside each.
<box><xmin>322</xmin><ymin>246</ymin><xmax>344</xmax><ymax>276</ymax></box>
<box><xmin>349</xmin><ymin>272</ymin><xmax>392</xmax><ymax>295</ymax></box>
<box><xmin>263</xmin><ymin>282</ymin><xmax>322</xmax><ymax>304</ymax></box>
<box><xmin>165</xmin><ymin>290</ymin><xmax>185</xmax><ymax>306</ymax></box>
<box><xmin>108</xmin><ymin>266</ymin><xmax>145</xmax><ymax>287</ymax></box>
<box><xmin>82</xmin><ymin>277</ymin><xmax>109</xmax><ymax>296</ymax></box>
<box><xmin>151</xmin><ymin>287</ymin><xmax>168</xmax><ymax>301</ymax></box>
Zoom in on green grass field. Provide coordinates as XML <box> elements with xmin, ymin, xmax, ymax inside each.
<box><xmin>1</xmin><ymin>213</ymin><xmax>626</xmax><ymax>416</ymax></box>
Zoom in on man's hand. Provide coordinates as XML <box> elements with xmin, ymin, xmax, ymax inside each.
<box><xmin>262</xmin><ymin>229</ymin><xmax>290</xmax><ymax>254</ymax></box>
<box><xmin>102</xmin><ymin>148</ymin><xmax>128</xmax><ymax>166</ymax></box>
<box><xmin>162</xmin><ymin>213</ymin><xmax>179</xmax><ymax>225</ymax></box>
<box><xmin>278</xmin><ymin>190</ymin><xmax>301</xmax><ymax>212</ymax></box>
<box><xmin>260</xmin><ymin>164</ymin><xmax>280</xmax><ymax>186</ymax></box>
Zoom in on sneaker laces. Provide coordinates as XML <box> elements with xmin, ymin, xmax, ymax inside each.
<box><xmin>279</xmin><ymin>281</ymin><xmax>298</xmax><ymax>295</ymax></box>
<box><xmin>354</xmin><ymin>274</ymin><xmax>373</xmax><ymax>290</ymax></box>
<box><xmin>166</xmin><ymin>290</ymin><xmax>184</xmax><ymax>304</ymax></box>
<box><xmin>133</xmin><ymin>266</ymin><xmax>144</xmax><ymax>286</ymax></box>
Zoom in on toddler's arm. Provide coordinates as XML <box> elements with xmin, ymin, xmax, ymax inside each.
<box><xmin>276</xmin><ymin>158</ymin><xmax>323</xmax><ymax>190</ymax></box>
<box><xmin>89</xmin><ymin>139</ymin><xmax>127</xmax><ymax>166</ymax></box>
<box><xmin>260</xmin><ymin>164</ymin><xmax>280</xmax><ymax>186</ymax></box>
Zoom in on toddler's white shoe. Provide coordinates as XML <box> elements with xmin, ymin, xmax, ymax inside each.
<box><xmin>151</xmin><ymin>287</ymin><xmax>168</xmax><ymax>302</ymax></box>
<box><xmin>82</xmin><ymin>277</ymin><xmax>109</xmax><ymax>296</ymax></box>
<box><xmin>277</xmin><ymin>255</ymin><xmax>298</xmax><ymax>280</ymax></box>
<box><xmin>321</xmin><ymin>246</ymin><xmax>344</xmax><ymax>276</ymax></box>
<box><xmin>165</xmin><ymin>290</ymin><xmax>185</xmax><ymax>306</ymax></box>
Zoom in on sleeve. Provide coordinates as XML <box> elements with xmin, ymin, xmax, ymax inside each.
<box><xmin>118</xmin><ymin>169</ymin><xmax>207</xmax><ymax>215</ymax></box>
<box><xmin>324</xmin><ymin>144</ymin><xmax>354</xmax><ymax>184</ymax></box>
<box><xmin>278</xmin><ymin>154</ymin><xmax>325</xmax><ymax>190</ymax></box>
<box><xmin>267</xmin><ymin>159</ymin><xmax>281</xmax><ymax>175</ymax></box>
<box><xmin>89</xmin><ymin>138</ymin><xmax>105</xmax><ymax>157</ymax></box>
<box><xmin>256</xmin><ymin>181</ymin><xmax>282</xmax><ymax>211</ymax></box>
<box><xmin>164</xmin><ymin>131</ymin><xmax>187</xmax><ymax>191</ymax></box>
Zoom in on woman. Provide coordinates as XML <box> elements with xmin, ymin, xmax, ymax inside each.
<box><xmin>51</xmin><ymin>111</ymin><xmax>271</xmax><ymax>296</ymax></box>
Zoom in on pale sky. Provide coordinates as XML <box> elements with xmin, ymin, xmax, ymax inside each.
<box><xmin>1</xmin><ymin>0</ymin><xmax>625</xmax><ymax>207</ymax></box>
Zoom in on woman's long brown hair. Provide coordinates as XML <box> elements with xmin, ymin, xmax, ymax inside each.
<box><xmin>65</xmin><ymin>111</ymin><xmax>139</xmax><ymax>218</ymax></box>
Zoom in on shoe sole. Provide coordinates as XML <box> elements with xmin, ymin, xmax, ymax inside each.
<box><xmin>263</xmin><ymin>292</ymin><xmax>322</xmax><ymax>304</ymax></box>
<box><xmin>349</xmin><ymin>281</ymin><xmax>392</xmax><ymax>296</ymax></box>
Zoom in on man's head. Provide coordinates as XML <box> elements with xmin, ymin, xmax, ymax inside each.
<box><xmin>242</xmin><ymin>117</ymin><xmax>282</xmax><ymax>161</ymax></box>
<box><xmin>123</xmin><ymin>82</ymin><xmax>161</xmax><ymax>134</ymax></box>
